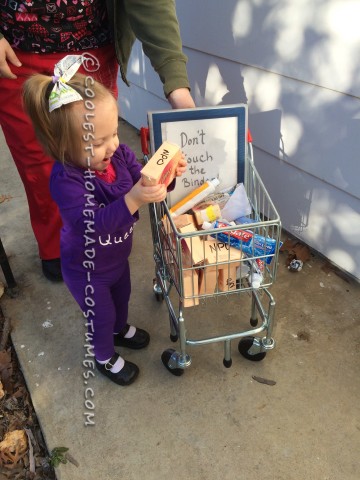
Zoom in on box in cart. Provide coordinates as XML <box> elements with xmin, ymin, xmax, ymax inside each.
<box><xmin>218</xmin><ymin>264</ymin><xmax>238</xmax><ymax>291</ymax></box>
<box><xmin>178</xmin><ymin>223</ymin><xmax>204</xmax><ymax>266</ymax></box>
<box><xmin>195</xmin><ymin>237</ymin><xmax>243</xmax><ymax>295</ymax></box>
<box><xmin>162</xmin><ymin>214</ymin><xmax>194</xmax><ymax>235</ymax></box>
<box><xmin>182</xmin><ymin>269</ymin><xmax>200</xmax><ymax>307</ymax></box>
<box><xmin>198</xmin><ymin>265</ymin><xmax>218</xmax><ymax>295</ymax></box>
<box><xmin>162</xmin><ymin>218</ymin><xmax>245</xmax><ymax>300</ymax></box>
<box><xmin>199</xmin><ymin>238</ymin><xmax>243</xmax><ymax>267</ymax></box>
<box><xmin>141</xmin><ymin>141</ymin><xmax>181</xmax><ymax>187</ymax></box>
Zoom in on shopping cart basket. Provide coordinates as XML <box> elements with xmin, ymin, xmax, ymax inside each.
<box><xmin>140</xmin><ymin>106</ymin><xmax>281</xmax><ymax>376</ymax></box>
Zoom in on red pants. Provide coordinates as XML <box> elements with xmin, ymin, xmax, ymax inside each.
<box><xmin>0</xmin><ymin>46</ymin><xmax>119</xmax><ymax>260</ymax></box>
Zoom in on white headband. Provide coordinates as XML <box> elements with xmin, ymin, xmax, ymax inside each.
<box><xmin>49</xmin><ymin>55</ymin><xmax>84</xmax><ymax>113</ymax></box>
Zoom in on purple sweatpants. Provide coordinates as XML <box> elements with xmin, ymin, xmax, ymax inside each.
<box><xmin>63</xmin><ymin>260</ymin><xmax>131</xmax><ymax>361</ymax></box>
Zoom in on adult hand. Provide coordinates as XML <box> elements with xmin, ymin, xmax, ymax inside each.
<box><xmin>0</xmin><ymin>37</ymin><xmax>22</xmax><ymax>79</ymax></box>
<box><xmin>167</xmin><ymin>88</ymin><xmax>195</xmax><ymax>109</ymax></box>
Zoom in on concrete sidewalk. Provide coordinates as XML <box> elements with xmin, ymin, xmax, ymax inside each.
<box><xmin>1</xmin><ymin>122</ymin><xmax>360</xmax><ymax>480</ymax></box>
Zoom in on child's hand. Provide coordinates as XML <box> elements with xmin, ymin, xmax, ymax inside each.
<box><xmin>175</xmin><ymin>154</ymin><xmax>187</xmax><ymax>177</ymax></box>
<box><xmin>125</xmin><ymin>179</ymin><xmax>167</xmax><ymax>214</ymax></box>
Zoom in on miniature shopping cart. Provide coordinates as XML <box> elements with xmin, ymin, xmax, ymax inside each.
<box><xmin>141</xmin><ymin>105</ymin><xmax>281</xmax><ymax>376</ymax></box>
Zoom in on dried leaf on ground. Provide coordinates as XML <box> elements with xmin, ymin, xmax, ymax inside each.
<box><xmin>24</xmin><ymin>430</ymin><xmax>35</xmax><ymax>474</ymax></box>
<box><xmin>0</xmin><ymin>350</ymin><xmax>13</xmax><ymax>395</ymax></box>
<box><xmin>0</xmin><ymin>430</ymin><xmax>28</xmax><ymax>469</ymax></box>
<box><xmin>280</xmin><ymin>238</ymin><xmax>311</xmax><ymax>266</ymax></box>
<box><xmin>252</xmin><ymin>375</ymin><xmax>276</xmax><ymax>386</ymax></box>
<box><xmin>12</xmin><ymin>384</ymin><xmax>27</xmax><ymax>400</ymax></box>
<box><xmin>0</xmin><ymin>317</ymin><xmax>11</xmax><ymax>352</ymax></box>
<box><xmin>0</xmin><ymin>306</ymin><xmax>56</xmax><ymax>479</ymax></box>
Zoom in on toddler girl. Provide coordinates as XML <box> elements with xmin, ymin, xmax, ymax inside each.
<box><xmin>23</xmin><ymin>55</ymin><xmax>186</xmax><ymax>386</ymax></box>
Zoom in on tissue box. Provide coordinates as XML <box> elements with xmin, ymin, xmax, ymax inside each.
<box><xmin>141</xmin><ymin>141</ymin><xmax>181</xmax><ymax>187</ymax></box>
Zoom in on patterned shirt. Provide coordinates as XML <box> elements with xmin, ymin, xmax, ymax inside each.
<box><xmin>0</xmin><ymin>0</ymin><xmax>112</xmax><ymax>53</ymax></box>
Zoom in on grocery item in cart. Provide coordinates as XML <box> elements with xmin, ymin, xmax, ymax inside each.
<box><xmin>248</xmin><ymin>258</ymin><xmax>265</xmax><ymax>288</ymax></box>
<box><xmin>183</xmin><ymin>270</ymin><xmax>200</xmax><ymax>307</ymax></box>
<box><xmin>218</xmin><ymin>265</ymin><xmax>238</xmax><ymax>291</ymax></box>
<box><xmin>162</xmin><ymin>213</ymin><xmax>194</xmax><ymax>234</ymax></box>
<box><xmin>141</xmin><ymin>141</ymin><xmax>181</xmax><ymax>187</ymax></box>
<box><xmin>178</xmin><ymin>223</ymin><xmax>204</xmax><ymax>265</ymax></box>
<box><xmin>169</xmin><ymin>178</ymin><xmax>220</xmax><ymax>217</ymax></box>
<box><xmin>193</xmin><ymin>202</ymin><xmax>221</xmax><ymax>226</ymax></box>
<box><xmin>209</xmin><ymin>221</ymin><xmax>279</xmax><ymax>264</ymax></box>
<box><xmin>198</xmin><ymin>265</ymin><xmax>217</xmax><ymax>295</ymax></box>
<box><xmin>178</xmin><ymin>220</ymin><xmax>244</xmax><ymax>297</ymax></box>
<box><xmin>220</xmin><ymin>183</ymin><xmax>252</xmax><ymax>221</ymax></box>
<box><xmin>177</xmin><ymin>221</ymin><xmax>243</xmax><ymax>267</ymax></box>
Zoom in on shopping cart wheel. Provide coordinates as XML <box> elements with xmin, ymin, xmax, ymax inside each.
<box><xmin>238</xmin><ymin>337</ymin><xmax>266</xmax><ymax>361</ymax></box>
<box><xmin>223</xmin><ymin>358</ymin><xmax>232</xmax><ymax>368</ymax></box>
<box><xmin>153</xmin><ymin>280</ymin><xmax>164</xmax><ymax>302</ymax></box>
<box><xmin>161</xmin><ymin>349</ymin><xmax>184</xmax><ymax>376</ymax></box>
<box><xmin>155</xmin><ymin>292</ymin><xmax>164</xmax><ymax>302</ymax></box>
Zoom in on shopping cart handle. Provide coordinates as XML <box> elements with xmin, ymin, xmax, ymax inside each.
<box><xmin>140</xmin><ymin>127</ymin><xmax>150</xmax><ymax>156</ymax></box>
<box><xmin>247</xmin><ymin>129</ymin><xmax>253</xmax><ymax>143</ymax></box>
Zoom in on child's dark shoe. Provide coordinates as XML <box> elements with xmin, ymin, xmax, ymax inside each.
<box><xmin>96</xmin><ymin>353</ymin><xmax>139</xmax><ymax>386</ymax></box>
<box><xmin>114</xmin><ymin>324</ymin><xmax>150</xmax><ymax>349</ymax></box>
<box><xmin>41</xmin><ymin>258</ymin><xmax>63</xmax><ymax>282</ymax></box>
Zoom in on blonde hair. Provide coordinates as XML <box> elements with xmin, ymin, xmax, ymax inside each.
<box><xmin>23</xmin><ymin>73</ymin><xmax>115</xmax><ymax>164</ymax></box>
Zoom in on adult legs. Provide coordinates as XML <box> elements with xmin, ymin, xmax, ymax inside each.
<box><xmin>0</xmin><ymin>71</ymin><xmax>62</xmax><ymax>262</ymax></box>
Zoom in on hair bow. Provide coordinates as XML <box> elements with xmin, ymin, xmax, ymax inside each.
<box><xmin>49</xmin><ymin>55</ymin><xmax>84</xmax><ymax>113</ymax></box>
